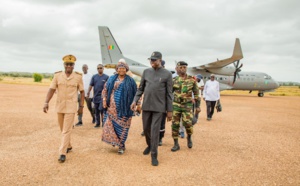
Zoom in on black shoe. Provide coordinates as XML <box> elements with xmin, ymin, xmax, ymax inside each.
<box><xmin>75</xmin><ymin>121</ymin><xmax>83</xmax><ymax>126</ymax></box>
<box><xmin>58</xmin><ymin>155</ymin><xmax>66</xmax><ymax>163</ymax></box>
<box><xmin>171</xmin><ymin>139</ymin><xmax>180</xmax><ymax>152</ymax></box>
<box><xmin>141</xmin><ymin>131</ymin><xmax>145</xmax><ymax>136</ymax></box>
<box><xmin>151</xmin><ymin>155</ymin><xmax>159</xmax><ymax>166</ymax></box>
<box><xmin>187</xmin><ymin>135</ymin><xmax>193</xmax><ymax>149</ymax></box>
<box><xmin>143</xmin><ymin>146</ymin><xmax>150</xmax><ymax>155</ymax></box>
<box><xmin>94</xmin><ymin>125</ymin><xmax>100</xmax><ymax>128</ymax></box>
<box><xmin>158</xmin><ymin>139</ymin><xmax>162</xmax><ymax>146</ymax></box>
<box><xmin>67</xmin><ymin>147</ymin><xmax>72</xmax><ymax>153</ymax></box>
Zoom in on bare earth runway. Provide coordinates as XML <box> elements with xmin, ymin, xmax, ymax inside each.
<box><xmin>0</xmin><ymin>84</ymin><xmax>299</xmax><ymax>185</ymax></box>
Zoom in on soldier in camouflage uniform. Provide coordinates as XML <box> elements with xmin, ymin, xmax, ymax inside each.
<box><xmin>171</xmin><ymin>61</ymin><xmax>201</xmax><ymax>152</ymax></box>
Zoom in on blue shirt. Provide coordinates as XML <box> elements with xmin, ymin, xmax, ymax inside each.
<box><xmin>90</xmin><ymin>73</ymin><xmax>109</xmax><ymax>103</ymax></box>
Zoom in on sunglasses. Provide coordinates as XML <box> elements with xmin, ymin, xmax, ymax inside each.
<box><xmin>64</xmin><ymin>63</ymin><xmax>74</xmax><ymax>67</ymax></box>
<box><xmin>150</xmin><ymin>59</ymin><xmax>157</xmax><ymax>62</ymax></box>
<box><xmin>97</xmin><ymin>67</ymin><xmax>103</xmax><ymax>69</ymax></box>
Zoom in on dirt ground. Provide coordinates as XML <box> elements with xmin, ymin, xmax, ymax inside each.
<box><xmin>0</xmin><ymin>83</ymin><xmax>299</xmax><ymax>185</ymax></box>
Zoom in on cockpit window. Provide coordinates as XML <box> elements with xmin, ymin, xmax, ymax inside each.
<box><xmin>264</xmin><ymin>75</ymin><xmax>271</xmax><ymax>79</ymax></box>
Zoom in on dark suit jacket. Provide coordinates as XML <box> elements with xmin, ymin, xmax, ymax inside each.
<box><xmin>133</xmin><ymin>67</ymin><xmax>173</xmax><ymax>113</ymax></box>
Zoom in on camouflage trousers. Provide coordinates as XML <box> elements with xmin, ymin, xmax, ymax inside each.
<box><xmin>172</xmin><ymin>102</ymin><xmax>193</xmax><ymax>139</ymax></box>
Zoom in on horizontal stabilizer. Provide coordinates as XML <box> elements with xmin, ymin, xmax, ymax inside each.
<box><xmin>193</xmin><ymin>38</ymin><xmax>243</xmax><ymax>70</ymax></box>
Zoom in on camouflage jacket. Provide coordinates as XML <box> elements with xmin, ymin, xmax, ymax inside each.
<box><xmin>173</xmin><ymin>75</ymin><xmax>200</xmax><ymax>107</ymax></box>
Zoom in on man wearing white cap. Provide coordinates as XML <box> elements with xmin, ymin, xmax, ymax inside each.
<box><xmin>203</xmin><ymin>74</ymin><xmax>220</xmax><ymax>120</ymax></box>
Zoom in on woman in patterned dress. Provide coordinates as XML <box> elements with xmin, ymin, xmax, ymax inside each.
<box><xmin>101</xmin><ymin>59</ymin><xmax>137</xmax><ymax>154</ymax></box>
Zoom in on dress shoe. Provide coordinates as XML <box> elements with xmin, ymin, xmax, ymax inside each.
<box><xmin>67</xmin><ymin>147</ymin><xmax>72</xmax><ymax>153</ymax></box>
<box><xmin>75</xmin><ymin>121</ymin><xmax>83</xmax><ymax>126</ymax></box>
<box><xmin>143</xmin><ymin>146</ymin><xmax>150</xmax><ymax>155</ymax></box>
<box><xmin>94</xmin><ymin>125</ymin><xmax>100</xmax><ymax>128</ymax></box>
<box><xmin>151</xmin><ymin>154</ymin><xmax>159</xmax><ymax>166</ymax></box>
<box><xmin>58</xmin><ymin>155</ymin><xmax>66</xmax><ymax>163</ymax></box>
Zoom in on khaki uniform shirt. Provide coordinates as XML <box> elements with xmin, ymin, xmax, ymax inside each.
<box><xmin>50</xmin><ymin>71</ymin><xmax>84</xmax><ymax>113</ymax></box>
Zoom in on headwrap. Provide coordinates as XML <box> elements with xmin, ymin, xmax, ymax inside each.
<box><xmin>116</xmin><ymin>59</ymin><xmax>129</xmax><ymax>72</ymax></box>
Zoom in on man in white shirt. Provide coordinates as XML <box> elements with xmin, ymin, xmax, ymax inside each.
<box><xmin>203</xmin><ymin>74</ymin><xmax>220</xmax><ymax>121</ymax></box>
<box><xmin>196</xmin><ymin>75</ymin><xmax>204</xmax><ymax>96</ymax></box>
<box><xmin>75</xmin><ymin>64</ymin><xmax>94</xmax><ymax>126</ymax></box>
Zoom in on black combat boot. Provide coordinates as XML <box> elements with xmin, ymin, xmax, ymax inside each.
<box><xmin>151</xmin><ymin>153</ymin><xmax>159</xmax><ymax>166</ymax></box>
<box><xmin>187</xmin><ymin>134</ymin><xmax>193</xmax><ymax>148</ymax></box>
<box><xmin>171</xmin><ymin>139</ymin><xmax>180</xmax><ymax>152</ymax></box>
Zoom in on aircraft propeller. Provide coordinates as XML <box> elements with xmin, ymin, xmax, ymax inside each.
<box><xmin>233</xmin><ymin>60</ymin><xmax>243</xmax><ymax>84</ymax></box>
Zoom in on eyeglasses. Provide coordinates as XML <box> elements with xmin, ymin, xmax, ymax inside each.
<box><xmin>64</xmin><ymin>63</ymin><xmax>74</xmax><ymax>67</ymax></box>
<box><xmin>97</xmin><ymin>67</ymin><xmax>103</xmax><ymax>69</ymax></box>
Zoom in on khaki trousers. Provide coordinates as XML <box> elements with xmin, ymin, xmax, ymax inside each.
<box><xmin>57</xmin><ymin>113</ymin><xmax>75</xmax><ymax>155</ymax></box>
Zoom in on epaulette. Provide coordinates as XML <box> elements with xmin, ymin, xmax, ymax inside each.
<box><xmin>75</xmin><ymin>71</ymin><xmax>82</xmax><ymax>75</ymax></box>
<box><xmin>54</xmin><ymin>71</ymin><xmax>62</xmax><ymax>74</ymax></box>
<box><xmin>187</xmin><ymin>75</ymin><xmax>196</xmax><ymax>81</ymax></box>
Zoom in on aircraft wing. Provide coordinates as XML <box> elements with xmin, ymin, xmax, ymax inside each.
<box><xmin>192</xmin><ymin>38</ymin><xmax>243</xmax><ymax>70</ymax></box>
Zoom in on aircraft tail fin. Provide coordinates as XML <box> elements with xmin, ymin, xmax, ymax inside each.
<box><xmin>98</xmin><ymin>26</ymin><xmax>147</xmax><ymax>68</ymax></box>
<box><xmin>231</xmin><ymin>38</ymin><xmax>243</xmax><ymax>60</ymax></box>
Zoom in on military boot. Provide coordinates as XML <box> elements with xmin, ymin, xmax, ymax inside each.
<box><xmin>187</xmin><ymin>134</ymin><xmax>193</xmax><ymax>148</ymax></box>
<box><xmin>171</xmin><ymin>139</ymin><xmax>180</xmax><ymax>152</ymax></box>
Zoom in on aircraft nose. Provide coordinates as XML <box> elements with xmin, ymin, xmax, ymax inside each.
<box><xmin>274</xmin><ymin>81</ymin><xmax>280</xmax><ymax>88</ymax></box>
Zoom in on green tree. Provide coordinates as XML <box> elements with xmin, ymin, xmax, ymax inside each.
<box><xmin>33</xmin><ymin>73</ymin><xmax>43</xmax><ymax>82</ymax></box>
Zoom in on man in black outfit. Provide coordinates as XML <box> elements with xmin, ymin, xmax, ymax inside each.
<box><xmin>131</xmin><ymin>52</ymin><xmax>173</xmax><ymax>166</ymax></box>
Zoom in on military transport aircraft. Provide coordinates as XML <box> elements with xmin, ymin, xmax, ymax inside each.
<box><xmin>98</xmin><ymin>26</ymin><xmax>279</xmax><ymax>97</ymax></box>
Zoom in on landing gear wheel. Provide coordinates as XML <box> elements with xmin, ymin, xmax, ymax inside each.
<box><xmin>258</xmin><ymin>93</ymin><xmax>264</xmax><ymax>97</ymax></box>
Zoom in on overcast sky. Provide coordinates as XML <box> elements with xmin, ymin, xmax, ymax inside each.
<box><xmin>1</xmin><ymin>0</ymin><xmax>299</xmax><ymax>82</ymax></box>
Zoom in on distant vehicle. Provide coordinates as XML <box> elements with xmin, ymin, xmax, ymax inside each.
<box><xmin>98</xmin><ymin>26</ymin><xmax>279</xmax><ymax>97</ymax></box>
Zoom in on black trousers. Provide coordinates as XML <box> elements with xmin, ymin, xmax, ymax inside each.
<box><xmin>78</xmin><ymin>95</ymin><xmax>94</xmax><ymax>122</ymax></box>
<box><xmin>159</xmin><ymin>113</ymin><xmax>167</xmax><ymax>139</ymax></box>
<box><xmin>142</xmin><ymin>111</ymin><xmax>164</xmax><ymax>155</ymax></box>
<box><xmin>205</xmin><ymin>100</ymin><xmax>216</xmax><ymax>118</ymax></box>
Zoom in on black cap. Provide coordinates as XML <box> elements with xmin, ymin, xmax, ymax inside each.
<box><xmin>148</xmin><ymin>51</ymin><xmax>162</xmax><ymax>60</ymax></box>
<box><xmin>176</xmin><ymin>61</ymin><xmax>188</xmax><ymax>66</ymax></box>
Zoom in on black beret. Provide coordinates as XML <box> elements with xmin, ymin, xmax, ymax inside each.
<box><xmin>176</xmin><ymin>61</ymin><xmax>188</xmax><ymax>66</ymax></box>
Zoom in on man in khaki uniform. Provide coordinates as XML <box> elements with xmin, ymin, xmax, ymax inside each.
<box><xmin>43</xmin><ymin>54</ymin><xmax>84</xmax><ymax>163</ymax></box>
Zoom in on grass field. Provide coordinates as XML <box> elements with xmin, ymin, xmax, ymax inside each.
<box><xmin>1</xmin><ymin>76</ymin><xmax>299</xmax><ymax>96</ymax></box>
<box><xmin>0</xmin><ymin>76</ymin><xmax>52</xmax><ymax>86</ymax></box>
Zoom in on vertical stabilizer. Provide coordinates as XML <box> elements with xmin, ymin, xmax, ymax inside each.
<box><xmin>98</xmin><ymin>26</ymin><xmax>147</xmax><ymax>68</ymax></box>
<box><xmin>98</xmin><ymin>26</ymin><xmax>124</xmax><ymax>67</ymax></box>
<box><xmin>231</xmin><ymin>38</ymin><xmax>243</xmax><ymax>60</ymax></box>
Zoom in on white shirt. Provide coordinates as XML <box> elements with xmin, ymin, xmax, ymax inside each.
<box><xmin>198</xmin><ymin>80</ymin><xmax>204</xmax><ymax>97</ymax></box>
<box><xmin>82</xmin><ymin>73</ymin><xmax>93</xmax><ymax>98</ymax></box>
<box><xmin>203</xmin><ymin>80</ymin><xmax>220</xmax><ymax>101</ymax></box>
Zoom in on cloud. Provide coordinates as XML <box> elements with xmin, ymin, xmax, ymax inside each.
<box><xmin>0</xmin><ymin>0</ymin><xmax>299</xmax><ymax>82</ymax></box>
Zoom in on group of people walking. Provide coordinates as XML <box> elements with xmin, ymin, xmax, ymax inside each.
<box><xmin>43</xmin><ymin>52</ymin><xmax>220</xmax><ymax>166</ymax></box>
